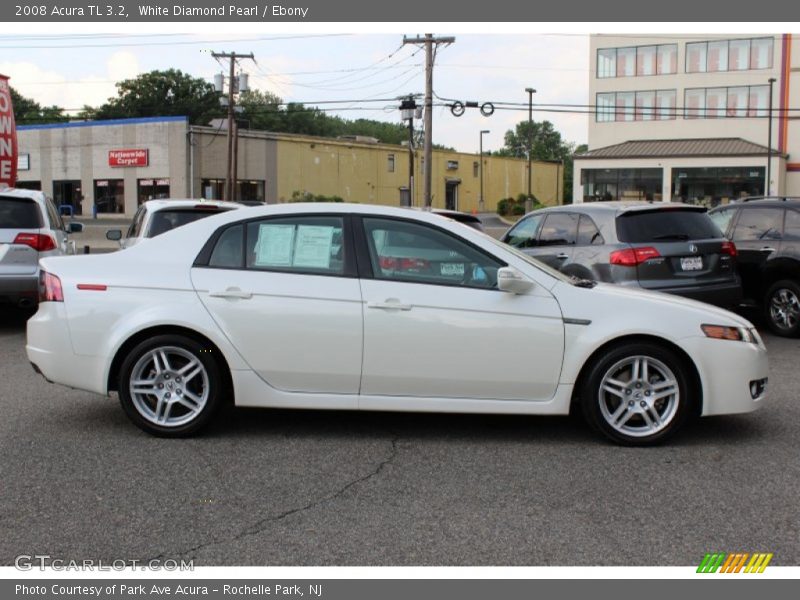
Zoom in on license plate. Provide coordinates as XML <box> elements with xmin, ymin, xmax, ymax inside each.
<box><xmin>440</xmin><ymin>262</ymin><xmax>465</xmax><ymax>276</ymax></box>
<box><xmin>680</xmin><ymin>256</ymin><xmax>703</xmax><ymax>271</ymax></box>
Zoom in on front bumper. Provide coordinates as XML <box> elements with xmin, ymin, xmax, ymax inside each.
<box><xmin>680</xmin><ymin>334</ymin><xmax>768</xmax><ymax>416</ymax></box>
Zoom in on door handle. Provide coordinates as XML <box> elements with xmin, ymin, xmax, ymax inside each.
<box><xmin>367</xmin><ymin>300</ymin><xmax>413</xmax><ymax>311</ymax></box>
<box><xmin>759</xmin><ymin>247</ymin><xmax>777</xmax><ymax>253</ymax></box>
<box><xmin>209</xmin><ymin>288</ymin><xmax>253</xmax><ymax>300</ymax></box>
<box><xmin>556</xmin><ymin>253</ymin><xmax>570</xmax><ymax>260</ymax></box>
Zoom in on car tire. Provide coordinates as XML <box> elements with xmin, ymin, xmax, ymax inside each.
<box><xmin>580</xmin><ymin>342</ymin><xmax>693</xmax><ymax>446</ymax></box>
<box><xmin>118</xmin><ymin>334</ymin><xmax>223</xmax><ymax>437</ymax></box>
<box><xmin>764</xmin><ymin>280</ymin><xmax>800</xmax><ymax>337</ymax></box>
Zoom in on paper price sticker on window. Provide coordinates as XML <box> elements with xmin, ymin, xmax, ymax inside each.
<box><xmin>255</xmin><ymin>224</ymin><xmax>295</xmax><ymax>267</ymax></box>
<box><xmin>294</xmin><ymin>225</ymin><xmax>335</xmax><ymax>269</ymax></box>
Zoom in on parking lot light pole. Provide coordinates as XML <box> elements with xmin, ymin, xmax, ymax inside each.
<box><xmin>525</xmin><ymin>87</ymin><xmax>536</xmax><ymax>213</ymax></box>
<box><xmin>479</xmin><ymin>130</ymin><xmax>490</xmax><ymax>212</ymax></box>
<box><xmin>767</xmin><ymin>77</ymin><xmax>776</xmax><ymax>196</ymax></box>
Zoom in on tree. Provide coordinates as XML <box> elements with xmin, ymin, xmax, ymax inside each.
<box><xmin>495</xmin><ymin>119</ymin><xmax>584</xmax><ymax>203</ymax></box>
<box><xmin>80</xmin><ymin>69</ymin><xmax>220</xmax><ymax>125</ymax></box>
<box><xmin>10</xmin><ymin>87</ymin><xmax>67</xmax><ymax>125</ymax></box>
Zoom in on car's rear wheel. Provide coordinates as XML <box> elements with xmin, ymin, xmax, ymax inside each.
<box><xmin>765</xmin><ymin>280</ymin><xmax>800</xmax><ymax>337</ymax></box>
<box><xmin>581</xmin><ymin>342</ymin><xmax>693</xmax><ymax>445</ymax></box>
<box><xmin>118</xmin><ymin>335</ymin><xmax>222</xmax><ymax>437</ymax></box>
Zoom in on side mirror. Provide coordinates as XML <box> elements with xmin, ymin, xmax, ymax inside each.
<box><xmin>106</xmin><ymin>229</ymin><xmax>122</xmax><ymax>241</ymax></box>
<box><xmin>67</xmin><ymin>222</ymin><xmax>84</xmax><ymax>234</ymax></box>
<box><xmin>497</xmin><ymin>266</ymin><xmax>534</xmax><ymax>295</ymax></box>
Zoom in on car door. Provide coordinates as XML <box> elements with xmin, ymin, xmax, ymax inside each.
<box><xmin>191</xmin><ymin>214</ymin><xmax>363</xmax><ymax>395</ymax></box>
<box><xmin>524</xmin><ymin>212</ymin><xmax>579</xmax><ymax>270</ymax></box>
<box><xmin>357</xmin><ymin>216</ymin><xmax>564</xmax><ymax>401</ymax></box>
<box><xmin>729</xmin><ymin>207</ymin><xmax>784</xmax><ymax>301</ymax></box>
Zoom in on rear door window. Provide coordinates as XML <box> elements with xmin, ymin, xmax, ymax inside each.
<box><xmin>783</xmin><ymin>209</ymin><xmax>800</xmax><ymax>241</ymax></box>
<box><xmin>0</xmin><ymin>196</ymin><xmax>44</xmax><ymax>229</ymax></box>
<box><xmin>731</xmin><ymin>207</ymin><xmax>784</xmax><ymax>241</ymax></box>
<box><xmin>577</xmin><ymin>215</ymin><xmax>604</xmax><ymax>245</ymax></box>
<box><xmin>708</xmin><ymin>207</ymin><xmax>738</xmax><ymax>237</ymax></box>
<box><xmin>146</xmin><ymin>208</ymin><xmax>233</xmax><ymax>238</ymax></box>
<box><xmin>616</xmin><ymin>209</ymin><xmax>721</xmax><ymax>243</ymax></box>
<box><xmin>538</xmin><ymin>213</ymin><xmax>578</xmax><ymax>246</ymax></box>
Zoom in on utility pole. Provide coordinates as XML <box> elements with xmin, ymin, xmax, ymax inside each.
<box><xmin>403</xmin><ymin>34</ymin><xmax>455</xmax><ymax>208</ymax></box>
<box><xmin>767</xmin><ymin>77</ymin><xmax>776</xmax><ymax>196</ymax></box>
<box><xmin>212</xmin><ymin>51</ymin><xmax>254</xmax><ymax>202</ymax></box>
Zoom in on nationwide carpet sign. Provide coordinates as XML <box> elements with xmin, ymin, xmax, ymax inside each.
<box><xmin>109</xmin><ymin>148</ymin><xmax>149</xmax><ymax>167</ymax></box>
<box><xmin>0</xmin><ymin>73</ymin><xmax>18</xmax><ymax>188</ymax></box>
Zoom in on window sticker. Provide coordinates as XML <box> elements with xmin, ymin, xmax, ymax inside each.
<box><xmin>255</xmin><ymin>223</ymin><xmax>295</xmax><ymax>267</ymax></box>
<box><xmin>294</xmin><ymin>225</ymin><xmax>335</xmax><ymax>268</ymax></box>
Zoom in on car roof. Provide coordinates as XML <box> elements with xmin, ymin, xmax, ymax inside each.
<box><xmin>527</xmin><ymin>201</ymin><xmax>704</xmax><ymax>216</ymax></box>
<box><xmin>0</xmin><ymin>187</ymin><xmax>46</xmax><ymax>203</ymax></box>
<box><xmin>737</xmin><ymin>196</ymin><xmax>800</xmax><ymax>206</ymax></box>
<box><xmin>143</xmin><ymin>199</ymin><xmax>244</xmax><ymax>211</ymax></box>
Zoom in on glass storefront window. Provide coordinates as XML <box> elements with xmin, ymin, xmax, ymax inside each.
<box><xmin>581</xmin><ymin>168</ymin><xmax>663</xmax><ymax>202</ymax></box>
<box><xmin>671</xmin><ymin>167</ymin><xmax>765</xmax><ymax>207</ymax></box>
<box><xmin>94</xmin><ymin>179</ymin><xmax>124</xmax><ymax>214</ymax></box>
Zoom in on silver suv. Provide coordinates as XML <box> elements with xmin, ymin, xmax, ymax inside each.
<box><xmin>0</xmin><ymin>188</ymin><xmax>83</xmax><ymax>308</ymax></box>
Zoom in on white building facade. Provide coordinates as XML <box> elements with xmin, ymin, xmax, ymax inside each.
<box><xmin>574</xmin><ymin>34</ymin><xmax>799</xmax><ymax>205</ymax></box>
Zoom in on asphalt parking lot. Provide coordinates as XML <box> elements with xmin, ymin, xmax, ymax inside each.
<box><xmin>0</xmin><ymin>306</ymin><xmax>798</xmax><ymax>567</ymax></box>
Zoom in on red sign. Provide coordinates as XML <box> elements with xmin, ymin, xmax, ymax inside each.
<box><xmin>108</xmin><ymin>148</ymin><xmax>149</xmax><ymax>167</ymax></box>
<box><xmin>0</xmin><ymin>74</ymin><xmax>18</xmax><ymax>188</ymax></box>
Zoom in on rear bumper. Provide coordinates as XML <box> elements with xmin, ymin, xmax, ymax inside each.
<box><xmin>644</xmin><ymin>280</ymin><xmax>742</xmax><ymax>308</ymax></box>
<box><xmin>26</xmin><ymin>302</ymin><xmax>108</xmax><ymax>395</ymax></box>
<box><xmin>0</xmin><ymin>273</ymin><xmax>38</xmax><ymax>303</ymax></box>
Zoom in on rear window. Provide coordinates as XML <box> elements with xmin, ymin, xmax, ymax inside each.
<box><xmin>616</xmin><ymin>209</ymin><xmax>722</xmax><ymax>243</ymax></box>
<box><xmin>0</xmin><ymin>196</ymin><xmax>44</xmax><ymax>229</ymax></box>
<box><xmin>146</xmin><ymin>208</ymin><xmax>232</xmax><ymax>238</ymax></box>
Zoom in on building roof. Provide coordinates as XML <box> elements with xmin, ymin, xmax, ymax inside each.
<box><xmin>575</xmin><ymin>138</ymin><xmax>787</xmax><ymax>160</ymax></box>
<box><xmin>17</xmin><ymin>115</ymin><xmax>188</xmax><ymax>131</ymax></box>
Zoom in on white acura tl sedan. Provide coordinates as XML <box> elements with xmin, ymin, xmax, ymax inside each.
<box><xmin>26</xmin><ymin>203</ymin><xmax>768</xmax><ymax>445</ymax></box>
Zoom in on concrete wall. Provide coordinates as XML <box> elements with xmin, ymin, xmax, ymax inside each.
<box><xmin>17</xmin><ymin>117</ymin><xmax>189</xmax><ymax>217</ymax></box>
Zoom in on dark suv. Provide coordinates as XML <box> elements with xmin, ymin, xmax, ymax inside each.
<box><xmin>501</xmin><ymin>202</ymin><xmax>741</xmax><ymax>308</ymax></box>
<box><xmin>709</xmin><ymin>197</ymin><xmax>800</xmax><ymax>336</ymax></box>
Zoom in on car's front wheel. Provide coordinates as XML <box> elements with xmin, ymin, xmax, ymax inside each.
<box><xmin>118</xmin><ymin>335</ymin><xmax>223</xmax><ymax>437</ymax></box>
<box><xmin>580</xmin><ymin>342</ymin><xmax>693</xmax><ymax>445</ymax></box>
<box><xmin>765</xmin><ymin>280</ymin><xmax>800</xmax><ymax>337</ymax></box>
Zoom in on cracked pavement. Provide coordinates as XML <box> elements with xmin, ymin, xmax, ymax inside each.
<box><xmin>1</xmin><ymin>308</ymin><xmax>799</xmax><ymax>565</ymax></box>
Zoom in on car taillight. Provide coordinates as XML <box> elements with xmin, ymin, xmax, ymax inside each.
<box><xmin>14</xmin><ymin>233</ymin><xmax>57</xmax><ymax>252</ymax></box>
<box><xmin>721</xmin><ymin>241</ymin><xmax>737</xmax><ymax>257</ymax></box>
<box><xmin>39</xmin><ymin>270</ymin><xmax>64</xmax><ymax>303</ymax></box>
<box><xmin>379</xmin><ymin>257</ymin><xmax>429</xmax><ymax>271</ymax></box>
<box><xmin>609</xmin><ymin>246</ymin><xmax>661</xmax><ymax>266</ymax></box>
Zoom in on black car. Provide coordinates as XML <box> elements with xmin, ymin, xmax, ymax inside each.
<box><xmin>709</xmin><ymin>197</ymin><xmax>800</xmax><ymax>336</ymax></box>
<box><xmin>501</xmin><ymin>202</ymin><xmax>741</xmax><ymax>308</ymax></box>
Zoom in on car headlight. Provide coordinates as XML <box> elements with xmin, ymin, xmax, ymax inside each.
<box><xmin>701</xmin><ymin>324</ymin><xmax>760</xmax><ymax>344</ymax></box>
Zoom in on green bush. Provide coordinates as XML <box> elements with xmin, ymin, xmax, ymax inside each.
<box><xmin>290</xmin><ymin>191</ymin><xmax>344</xmax><ymax>203</ymax></box>
<box><xmin>511</xmin><ymin>203</ymin><xmax>526</xmax><ymax>216</ymax></box>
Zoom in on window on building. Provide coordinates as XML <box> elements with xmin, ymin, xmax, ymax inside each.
<box><xmin>749</xmin><ymin>85</ymin><xmax>770</xmax><ymax>117</ymax></box>
<box><xmin>387</xmin><ymin>154</ymin><xmax>395</xmax><ymax>173</ymax></box>
<box><xmin>94</xmin><ymin>179</ymin><xmax>124</xmax><ymax>214</ymax></box>
<box><xmin>581</xmin><ymin>168</ymin><xmax>663</xmax><ymax>202</ymax></box>
<box><xmin>635</xmin><ymin>90</ymin><xmax>656</xmax><ymax>121</ymax></box>
<box><xmin>672</xmin><ymin>167</ymin><xmax>765</xmax><ymax>206</ymax></box>
<box><xmin>473</xmin><ymin>161</ymin><xmax>479</xmax><ymax>177</ymax></box>
<box><xmin>729</xmin><ymin>39</ymin><xmax>750</xmax><ymax>70</ymax></box>
<box><xmin>686</xmin><ymin>42</ymin><xmax>708</xmax><ymax>73</ymax></box>
<box><xmin>616</xmin><ymin>47</ymin><xmax>636</xmax><ymax>77</ymax></box>
<box><xmin>597</xmin><ymin>48</ymin><xmax>616</xmax><ymax>78</ymax></box>
<box><xmin>596</xmin><ymin>93</ymin><xmax>615</xmax><ymax>122</ymax></box>
<box><xmin>751</xmin><ymin>37</ymin><xmax>774</xmax><ymax>69</ymax></box>
<box><xmin>656</xmin><ymin>90</ymin><xmax>676</xmax><ymax>120</ymax></box>
<box><xmin>707</xmin><ymin>40</ymin><xmax>729</xmax><ymax>72</ymax></box>
<box><xmin>657</xmin><ymin>44</ymin><xmax>678</xmax><ymax>75</ymax></box>
<box><xmin>705</xmin><ymin>88</ymin><xmax>727</xmax><ymax>118</ymax></box>
<box><xmin>637</xmin><ymin>46</ymin><xmax>657</xmax><ymax>76</ymax></box>
<box><xmin>137</xmin><ymin>178</ymin><xmax>170</xmax><ymax>206</ymax></box>
<box><xmin>727</xmin><ymin>86</ymin><xmax>749</xmax><ymax>117</ymax></box>
<box><xmin>616</xmin><ymin>91</ymin><xmax>635</xmax><ymax>122</ymax></box>
<box><xmin>685</xmin><ymin>88</ymin><xmax>706</xmax><ymax>119</ymax></box>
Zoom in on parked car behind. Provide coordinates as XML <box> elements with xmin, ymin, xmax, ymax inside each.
<box><xmin>709</xmin><ymin>197</ymin><xmax>800</xmax><ymax>336</ymax></box>
<box><xmin>0</xmin><ymin>187</ymin><xmax>83</xmax><ymax>308</ymax></box>
<box><xmin>27</xmin><ymin>203</ymin><xmax>768</xmax><ymax>445</ymax></box>
<box><xmin>403</xmin><ymin>207</ymin><xmax>485</xmax><ymax>231</ymax></box>
<box><xmin>106</xmin><ymin>199</ymin><xmax>243</xmax><ymax>249</ymax></box>
<box><xmin>501</xmin><ymin>202</ymin><xmax>741</xmax><ymax>308</ymax></box>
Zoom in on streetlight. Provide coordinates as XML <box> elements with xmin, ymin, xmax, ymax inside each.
<box><xmin>400</xmin><ymin>96</ymin><xmax>417</xmax><ymax>206</ymax></box>
<box><xmin>525</xmin><ymin>87</ymin><xmax>537</xmax><ymax>212</ymax></box>
<box><xmin>479</xmin><ymin>130</ymin><xmax>490</xmax><ymax>212</ymax></box>
<box><xmin>767</xmin><ymin>77</ymin><xmax>776</xmax><ymax>196</ymax></box>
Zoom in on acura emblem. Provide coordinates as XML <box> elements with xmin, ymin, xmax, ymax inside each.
<box><xmin>689</xmin><ymin>244</ymin><xmax>698</xmax><ymax>254</ymax></box>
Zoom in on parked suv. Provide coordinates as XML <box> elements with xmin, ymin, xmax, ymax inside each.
<box><xmin>106</xmin><ymin>199</ymin><xmax>243</xmax><ymax>249</ymax></box>
<box><xmin>501</xmin><ymin>202</ymin><xmax>741</xmax><ymax>308</ymax></box>
<box><xmin>0</xmin><ymin>188</ymin><xmax>83</xmax><ymax>308</ymax></box>
<box><xmin>709</xmin><ymin>197</ymin><xmax>800</xmax><ymax>336</ymax></box>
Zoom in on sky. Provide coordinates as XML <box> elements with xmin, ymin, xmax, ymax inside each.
<box><xmin>0</xmin><ymin>32</ymin><xmax>590</xmax><ymax>153</ymax></box>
